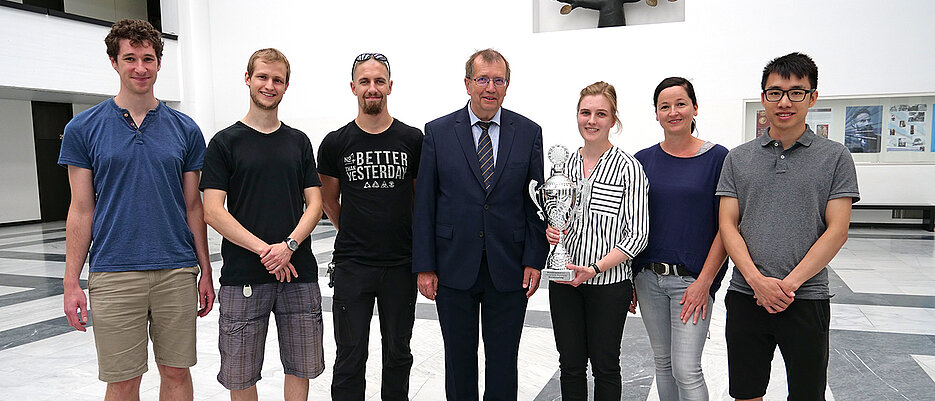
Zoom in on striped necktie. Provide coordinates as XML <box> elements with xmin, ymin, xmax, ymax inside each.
<box><xmin>476</xmin><ymin>121</ymin><xmax>494</xmax><ymax>191</ymax></box>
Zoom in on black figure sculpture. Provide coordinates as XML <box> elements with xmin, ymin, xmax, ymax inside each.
<box><xmin>556</xmin><ymin>0</ymin><xmax>677</xmax><ymax>27</ymax></box>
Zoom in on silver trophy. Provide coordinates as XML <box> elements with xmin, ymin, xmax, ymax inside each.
<box><xmin>529</xmin><ymin>145</ymin><xmax>585</xmax><ymax>281</ymax></box>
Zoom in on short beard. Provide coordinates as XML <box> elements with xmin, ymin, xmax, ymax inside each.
<box><xmin>251</xmin><ymin>91</ymin><xmax>280</xmax><ymax>111</ymax></box>
<box><xmin>360</xmin><ymin>98</ymin><xmax>385</xmax><ymax>115</ymax></box>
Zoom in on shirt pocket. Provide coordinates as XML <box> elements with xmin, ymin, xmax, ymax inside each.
<box><xmin>589</xmin><ymin>181</ymin><xmax>624</xmax><ymax>217</ymax></box>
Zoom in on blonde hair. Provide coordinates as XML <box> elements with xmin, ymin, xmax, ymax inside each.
<box><xmin>247</xmin><ymin>48</ymin><xmax>291</xmax><ymax>84</ymax></box>
<box><xmin>578</xmin><ymin>81</ymin><xmax>621</xmax><ymax>131</ymax></box>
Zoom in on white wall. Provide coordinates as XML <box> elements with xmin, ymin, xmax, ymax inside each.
<box><xmin>174</xmin><ymin>0</ymin><xmax>216</xmax><ymax>135</ymax></box>
<box><xmin>193</xmin><ymin>0</ymin><xmax>935</xmax><ymax>206</ymax></box>
<box><xmin>0</xmin><ymin>99</ymin><xmax>40</xmax><ymax>223</ymax></box>
<box><xmin>0</xmin><ymin>6</ymin><xmax>182</xmax><ymax>101</ymax></box>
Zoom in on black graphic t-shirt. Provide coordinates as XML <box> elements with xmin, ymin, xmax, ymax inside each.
<box><xmin>317</xmin><ymin>119</ymin><xmax>423</xmax><ymax>266</ymax></box>
<box><xmin>200</xmin><ymin>121</ymin><xmax>322</xmax><ymax>286</ymax></box>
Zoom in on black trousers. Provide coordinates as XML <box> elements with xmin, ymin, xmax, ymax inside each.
<box><xmin>435</xmin><ymin>261</ymin><xmax>529</xmax><ymax>401</ymax></box>
<box><xmin>725</xmin><ymin>290</ymin><xmax>830</xmax><ymax>400</ymax></box>
<box><xmin>549</xmin><ymin>280</ymin><xmax>632</xmax><ymax>401</ymax></box>
<box><xmin>331</xmin><ymin>261</ymin><xmax>417</xmax><ymax>401</ymax></box>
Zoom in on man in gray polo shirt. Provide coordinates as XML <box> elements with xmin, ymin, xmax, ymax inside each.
<box><xmin>716</xmin><ymin>52</ymin><xmax>859</xmax><ymax>401</ymax></box>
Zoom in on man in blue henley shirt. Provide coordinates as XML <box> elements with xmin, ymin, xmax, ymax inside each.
<box><xmin>58</xmin><ymin>19</ymin><xmax>214</xmax><ymax>401</ymax></box>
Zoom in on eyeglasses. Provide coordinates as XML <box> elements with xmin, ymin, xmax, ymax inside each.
<box><xmin>763</xmin><ymin>88</ymin><xmax>815</xmax><ymax>102</ymax></box>
<box><xmin>471</xmin><ymin>77</ymin><xmax>508</xmax><ymax>87</ymax></box>
<box><xmin>353</xmin><ymin>52</ymin><xmax>390</xmax><ymax>76</ymax></box>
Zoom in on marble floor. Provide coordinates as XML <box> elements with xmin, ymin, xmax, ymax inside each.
<box><xmin>0</xmin><ymin>222</ymin><xmax>933</xmax><ymax>400</ymax></box>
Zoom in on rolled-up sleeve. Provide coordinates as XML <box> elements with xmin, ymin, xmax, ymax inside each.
<box><xmin>615</xmin><ymin>159</ymin><xmax>650</xmax><ymax>258</ymax></box>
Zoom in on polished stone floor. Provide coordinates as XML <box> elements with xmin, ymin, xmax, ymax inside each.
<box><xmin>0</xmin><ymin>222</ymin><xmax>933</xmax><ymax>400</ymax></box>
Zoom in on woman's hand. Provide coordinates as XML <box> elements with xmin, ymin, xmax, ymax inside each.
<box><xmin>680</xmin><ymin>278</ymin><xmax>713</xmax><ymax>324</ymax></box>
<box><xmin>629</xmin><ymin>287</ymin><xmax>638</xmax><ymax>314</ymax></box>
<box><xmin>546</xmin><ymin>226</ymin><xmax>561</xmax><ymax>246</ymax></box>
<box><xmin>555</xmin><ymin>263</ymin><xmax>596</xmax><ymax>287</ymax></box>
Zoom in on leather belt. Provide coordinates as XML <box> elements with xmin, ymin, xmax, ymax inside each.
<box><xmin>646</xmin><ymin>262</ymin><xmax>693</xmax><ymax>276</ymax></box>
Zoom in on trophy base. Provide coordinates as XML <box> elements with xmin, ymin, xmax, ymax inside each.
<box><xmin>541</xmin><ymin>267</ymin><xmax>576</xmax><ymax>281</ymax></box>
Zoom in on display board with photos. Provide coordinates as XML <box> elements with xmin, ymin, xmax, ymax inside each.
<box><xmin>743</xmin><ymin>93</ymin><xmax>935</xmax><ymax>164</ymax></box>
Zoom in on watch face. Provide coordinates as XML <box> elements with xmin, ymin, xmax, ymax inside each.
<box><xmin>286</xmin><ymin>238</ymin><xmax>298</xmax><ymax>251</ymax></box>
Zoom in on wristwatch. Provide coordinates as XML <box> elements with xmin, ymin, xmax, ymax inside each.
<box><xmin>284</xmin><ymin>237</ymin><xmax>299</xmax><ymax>252</ymax></box>
<box><xmin>588</xmin><ymin>262</ymin><xmax>601</xmax><ymax>275</ymax></box>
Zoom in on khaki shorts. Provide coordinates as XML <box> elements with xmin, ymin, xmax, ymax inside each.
<box><xmin>88</xmin><ymin>266</ymin><xmax>199</xmax><ymax>383</ymax></box>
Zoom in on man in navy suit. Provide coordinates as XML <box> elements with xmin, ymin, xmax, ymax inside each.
<box><xmin>413</xmin><ymin>49</ymin><xmax>548</xmax><ymax>400</ymax></box>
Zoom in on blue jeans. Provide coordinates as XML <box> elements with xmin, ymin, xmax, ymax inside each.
<box><xmin>635</xmin><ymin>270</ymin><xmax>712</xmax><ymax>401</ymax></box>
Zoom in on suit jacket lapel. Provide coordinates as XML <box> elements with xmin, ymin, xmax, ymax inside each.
<box><xmin>454</xmin><ymin>110</ymin><xmax>486</xmax><ymax>189</ymax></box>
<box><xmin>486</xmin><ymin>115</ymin><xmax>514</xmax><ymax>195</ymax></box>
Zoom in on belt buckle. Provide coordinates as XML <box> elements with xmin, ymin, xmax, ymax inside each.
<box><xmin>651</xmin><ymin>262</ymin><xmax>671</xmax><ymax>275</ymax></box>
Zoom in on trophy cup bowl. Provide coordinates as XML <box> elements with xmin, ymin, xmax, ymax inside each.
<box><xmin>528</xmin><ymin>145</ymin><xmax>579</xmax><ymax>281</ymax></box>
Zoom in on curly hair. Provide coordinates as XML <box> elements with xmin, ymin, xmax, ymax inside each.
<box><xmin>105</xmin><ymin>19</ymin><xmax>164</xmax><ymax>62</ymax></box>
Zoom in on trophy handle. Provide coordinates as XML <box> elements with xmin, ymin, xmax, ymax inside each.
<box><xmin>528</xmin><ymin>180</ymin><xmax>545</xmax><ymax>221</ymax></box>
<box><xmin>574</xmin><ymin>181</ymin><xmax>589</xmax><ymax>223</ymax></box>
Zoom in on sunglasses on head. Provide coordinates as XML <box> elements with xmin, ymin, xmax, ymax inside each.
<box><xmin>353</xmin><ymin>52</ymin><xmax>390</xmax><ymax>76</ymax></box>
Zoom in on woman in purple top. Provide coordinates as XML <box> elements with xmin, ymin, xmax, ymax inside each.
<box><xmin>633</xmin><ymin>77</ymin><xmax>729</xmax><ymax>400</ymax></box>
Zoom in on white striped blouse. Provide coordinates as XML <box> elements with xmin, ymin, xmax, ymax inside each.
<box><xmin>563</xmin><ymin>146</ymin><xmax>650</xmax><ymax>285</ymax></box>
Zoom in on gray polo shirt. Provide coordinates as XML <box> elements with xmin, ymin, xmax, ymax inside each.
<box><xmin>716</xmin><ymin>126</ymin><xmax>860</xmax><ymax>299</ymax></box>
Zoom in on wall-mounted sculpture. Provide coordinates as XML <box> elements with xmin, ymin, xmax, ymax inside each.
<box><xmin>556</xmin><ymin>0</ymin><xmax>678</xmax><ymax>27</ymax></box>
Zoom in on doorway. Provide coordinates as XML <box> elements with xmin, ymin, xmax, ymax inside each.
<box><xmin>31</xmin><ymin>101</ymin><xmax>73</xmax><ymax>222</ymax></box>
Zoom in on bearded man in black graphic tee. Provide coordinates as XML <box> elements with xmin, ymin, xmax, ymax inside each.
<box><xmin>319</xmin><ymin>54</ymin><xmax>424</xmax><ymax>401</ymax></box>
<box><xmin>317</xmin><ymin>119</ymin><xmax>422</xmax><ymax>266</ymax></box>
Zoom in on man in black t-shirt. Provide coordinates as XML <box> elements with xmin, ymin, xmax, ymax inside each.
<box><xmin>317</xmin><ymin>53</ymin><xmax>423</xmax><ymax>401</ymax></box>
<box><xmin>201</xmin><ymin>48</ymin><xmax>325</xmax><ymax>400</ymax></box>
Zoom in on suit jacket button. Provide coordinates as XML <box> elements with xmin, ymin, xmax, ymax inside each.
<box><xmin>478</xmin><ymin>231</ymin><xmax>484</xmax><ymax>238</ymax></box>
<box><xmin>484</xmin><ymin>204</ymin><xmax>489</xmax><ymax>210</ymax></box>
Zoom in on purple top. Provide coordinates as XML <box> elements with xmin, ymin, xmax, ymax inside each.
<box><xmin>633</xmin><ymin>142</ymin><xmax>729</xmax><ymax>297</ymax></box>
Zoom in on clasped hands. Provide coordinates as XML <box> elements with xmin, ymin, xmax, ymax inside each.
<box><xmin>259</xmin><ymin>242</ymin><xmax>298</xmax><ymax>282</ymax></box>
<box><xmin>749</xmin><ymin>274</ymin><xmax>797</xmax><ymax>314</ymax></box>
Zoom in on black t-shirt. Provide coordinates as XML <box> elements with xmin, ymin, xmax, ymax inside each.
<box><xmin>200</xmin><ymin>121</ymin><xmax>322</xmax><ymax>285</ymax></box>
<box><xmin>317</xmin><ymin>119</ymin><xmax>423</xmax><ymax>266</ymax></box>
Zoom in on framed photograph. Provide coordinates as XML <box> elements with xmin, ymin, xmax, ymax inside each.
<box><xmin>845</xmin><ymin>106</ymin><xmax>883</xmax><ymax>153</ymax></box>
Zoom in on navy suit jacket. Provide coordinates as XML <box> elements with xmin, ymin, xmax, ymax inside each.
<box><xmin>413</xmin><ymin>105</ymin><xmax>548</xmax><ymax>291</ymax></box>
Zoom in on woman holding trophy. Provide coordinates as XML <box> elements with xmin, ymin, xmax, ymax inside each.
<box><xmin>632</xmin><ymin>77</ymin><xmax>729</xmax><ymax>400</ymax></box>
<box><xmin>544</xmin><ymin>81</ymin><xmax>649</xmax><ymax>400</ymax></box>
